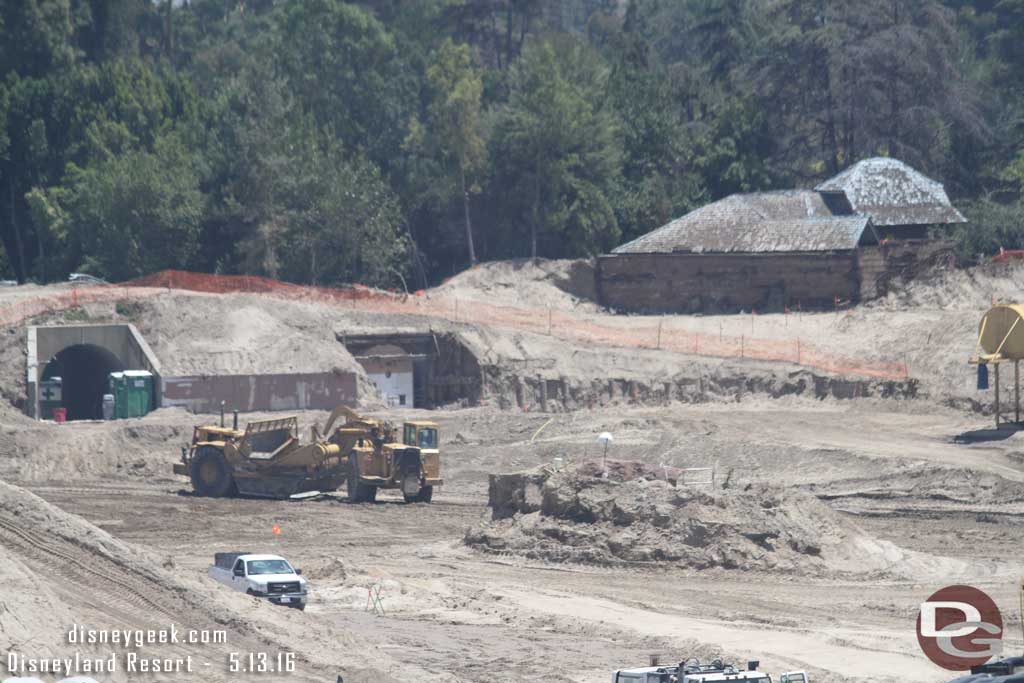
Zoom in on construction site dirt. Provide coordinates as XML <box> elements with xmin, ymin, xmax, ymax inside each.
<box><xmin>2</xmin><ymin>260</ymin><xmax>1024</xmax><ymax>683</ymax></box>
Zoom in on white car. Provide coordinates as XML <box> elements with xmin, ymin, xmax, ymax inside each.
<box><xmin>208</xmin><ymin>552</ymin><xmax>308</xmax><ymax>610</ymax></box>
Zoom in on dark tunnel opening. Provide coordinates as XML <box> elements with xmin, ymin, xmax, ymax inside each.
<box><xmin>41</xmin><ymin>344</ymin><xmax>125</xmax><ymax>420</ymax></box>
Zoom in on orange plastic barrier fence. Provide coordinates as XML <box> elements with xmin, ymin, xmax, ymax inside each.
<box><xmin>0</xmin><ymin>285</ymin><xmax>151</xmax><ymax>327</ymax></box>
<box><xmin>2</xmin><ymin>270</ymin><xmax>910</xmax><ymax>381</ymax></box>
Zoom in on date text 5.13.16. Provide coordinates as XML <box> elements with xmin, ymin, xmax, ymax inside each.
<box><xmin>228</xmin><ymin>652</ymin><xmax>296</xmax><ymax>673</ymax></box>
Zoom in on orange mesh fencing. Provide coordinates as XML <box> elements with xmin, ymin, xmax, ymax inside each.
<box><xmin>2</xmin><ymin>270</ymin><xmax>910</xmax><ymax>381</ymax></box>
<box><xmin>0</xmin><ymin>285</ymin><xmax>153</xmax><ymax>327</ymax></box>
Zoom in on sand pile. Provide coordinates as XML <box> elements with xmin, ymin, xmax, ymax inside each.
<box><xmin>0</xmin><ymin>477</ymin><xmax>218</xmax><ymax>661</ymax></box>
<box><xmin>432</xmin><ymin>258</ymin><xmax>598</xmax><ymax>311</ymax></box>
<box><xmin>132</xmin><ymin>292</ymin><xmax>365</xmax><ymax>377</ymax></box>
<box><xmin>0</xmin><ymin>409</ymin><xmax>192</xmax><ymax>482</ymax></box>
<box><xmin>868</xmin><ymin>260</ymin><xmax>1024</xmax><ymax>312</ymax></box>
<box><xmin>467</xmin><ymin>460</ymin><xmax>914</xmax><ymax>574</ymax></box>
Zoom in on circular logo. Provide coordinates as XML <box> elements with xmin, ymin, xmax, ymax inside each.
<box><xmin>916</xmin><ymin>585</ymin><xmax>1003</xmax><ymax>670</ymax></box>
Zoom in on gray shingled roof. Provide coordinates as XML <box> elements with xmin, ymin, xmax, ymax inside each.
<box><xmin>612</xmin><ymin>191</ymin><xmax>875</xmax><ymax>254</ymax></box>
<box><xmin>815</xmin><ymin>157</ymin><xmax>966</xmax><ymax>226</ymax></box>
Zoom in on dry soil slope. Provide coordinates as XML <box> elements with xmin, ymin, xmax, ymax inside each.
<box><xmin>0</xmin><ymin>478</ymin><xmax>413</xmax><ymax>683</ymax></box>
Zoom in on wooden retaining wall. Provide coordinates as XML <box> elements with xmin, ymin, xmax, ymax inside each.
<box><xmin>596</xmin><ymin>251</ymin><xmax>860</xmax><ymax>313</ymax></box>
<box><xmin>597</xmin><ymin>241</ymin><xmax>954</xmax><ymax>314</ymax></box>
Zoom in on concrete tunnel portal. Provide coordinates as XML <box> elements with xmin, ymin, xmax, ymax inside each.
<box><xmin>27</xmin><ymin>324</ymin><xmax>162</xmax><ymax>421</ymax></box>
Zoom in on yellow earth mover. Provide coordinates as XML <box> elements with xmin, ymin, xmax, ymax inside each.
<box><xmin>332</xmin><ymin>409</ymin><xmax>442</xmax><ymax>503</ymax></box>
<box><xmin>172</xmin><ymin>407</ymin><xmax>441</xmax><ymax>502</ymax></box>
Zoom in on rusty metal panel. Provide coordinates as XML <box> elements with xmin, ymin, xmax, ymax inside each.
<box><xmin>162</xmin><ymin>373</ymin><xmax>357</xmax><ymax>413</ymax></box>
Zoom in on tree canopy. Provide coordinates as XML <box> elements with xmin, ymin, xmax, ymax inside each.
<box><xmin>0</xmin><ymin>0</ymin><xmax>1020</xmax><ymax>284</ymax></box>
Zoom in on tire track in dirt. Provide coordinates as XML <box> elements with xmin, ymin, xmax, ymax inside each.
<box><xmin>0</xmin><ymin>516</ymin><xmax>184</xmax><ymax>623</ymax></box>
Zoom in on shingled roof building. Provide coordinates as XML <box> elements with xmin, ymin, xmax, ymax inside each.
<box><xmin>597</xmin><ymin>157</ymin><xmax>963</xmax><ymax>313</ymax></box>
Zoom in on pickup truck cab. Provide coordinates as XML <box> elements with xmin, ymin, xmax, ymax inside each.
<box><xmin>208</xmin><ymin>552</ymin><xmax>308</xmax><ymax>610</ymax></box>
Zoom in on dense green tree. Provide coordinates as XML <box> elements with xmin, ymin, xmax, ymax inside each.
<box><xmin>442</xmin><ymin>0</ymin><xmax>544</xmax><ymax>71</ymax></box>
<box><xmin>491</xmin><ymin>36</ymin><xmax>622</xmax><ymax>258</ymax></box>
<box><xmin>0</xmin><ymin>58</ymin><xmax>198</xmax><ymax>282</ymax></box>
<box><xmin>274</xmin><ymin>0</ymin><xmax>413</xmax><ymax>169</ymax></box>
<box><xmin>0</xmin><ymin>0</ymin><xmax>1022</xmax><ymax>282</ymax></box>
<box><xmin>276</xmin><ymin>139</ymin><xmax>408</xmax><ymax>288</ymax></box>
<box><xmin>194</xmin><ymin>64</ymin><xmax>407</xmax><ymax>287</ymax></box>
<box><xmin>752</xmin><ymin>0</ymin><xmax>986</xmax><ymax>183</ymax></box>
<box><xmin>601</xmin><ymin>9</ymin><xmax>704</xmax><ymax>242</ymax></box>
<box><xmin>950</xmin><ymin>196</ymin><xmax>1024</xmax><ymax>262</ymax></box>
<box><xmin>28</xmin><ymin>133</ymin><xmax>203</xmax><ymax>280</ymax></box>
<box><xmin>416</xmin><ymin>39</ymin><xmax>487</xmax><ymax>265</ymax></box>
<box><xmin>696</xmin><ymin>100</ymin><xmax>778</xmax><ymax>198</ymax></box>
<box><xmin>0</xmin><ymin>0</ymin><xmax>84</xmax><ymax>78</ymax></box>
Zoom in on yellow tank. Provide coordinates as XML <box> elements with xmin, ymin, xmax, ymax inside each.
<box><xmin>979</xmin><ymin>304</ymin><xmax>1024</xmax><ymax>360</ymax></box>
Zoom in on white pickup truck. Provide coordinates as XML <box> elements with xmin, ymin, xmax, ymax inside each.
<box><xmin>208</xmin><ymin>552</ymin><xmax>308</xmax><ymax>610</ymax></box>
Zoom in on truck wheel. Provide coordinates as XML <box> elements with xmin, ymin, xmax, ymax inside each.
<box><xmin>190</xmin><ymin>446</ymin><xmax>236</xmax><ymax>497</ymax></box>
<box><xmin>347</xmin><ymin>457</ymin><xmax>377</xmax><ymax>503</ymax></box>
<box><xmin>404</xmin><ymin>485</ymin><xmax>433</xmax><ymax>504</ymax></box>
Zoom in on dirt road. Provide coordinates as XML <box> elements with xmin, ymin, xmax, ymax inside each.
<box><xmin>4</xmin><ymin>401</ymin><xmax>1020</xmax><ymax>683</ymax></box>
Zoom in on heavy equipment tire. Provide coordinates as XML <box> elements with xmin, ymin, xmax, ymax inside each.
<box><xmin>404</xmin><ymin>485</ymin><xmax>433</xmax><ymax>504</ymax></box>
<box><xmin>190</xmin><ymin>446</ymin><xmax>236</xmax><ymax>497</ymax></box>
<box><xmin>347</xmin><ymin>457</ymin><xmax>377</xmax><ymax>503</ymax></box>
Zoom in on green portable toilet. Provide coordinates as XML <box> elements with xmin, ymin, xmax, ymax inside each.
<box><xmin>108</xmin><ymin>372</ymin><xmax>125</xmax><ymax>419</ymax></box>
<box><xmin>121</xmin><ymin>370</ymin><xmax>154</xmax><ymax>418</ymax></box>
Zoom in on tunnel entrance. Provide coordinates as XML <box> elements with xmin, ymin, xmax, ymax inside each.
<box><xmin>341</xmin><ymin>332</ymin><xmax>482</xmax><ymax>408</ymax></box>
<box><xmin>41</xmin><ymin>344</ymin><xmax>125</xmax><ymax>420</ymax></box>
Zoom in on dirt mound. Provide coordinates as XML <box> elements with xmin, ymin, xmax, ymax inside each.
<box><xmin>0</xmin><ymin>478</ymin><xmax>403</xmax><ymax>681</ymax></box>
<box><xmin>433</xmin><ymin>258</ymin><xmax>598</xmax><ymax>311</ymax></box>
<box><xmin>0</xmin><ymin>408</ymin><xmax>192</xmax><ymax>483</ymax></box>
<box><xmin>132</xmin><ymin>292</ymin><xmax>365</xmax><ymax>377</ymax></box>
<box><xmin>0</xmin><ymin>477</ymin><xmax>226</xmax><ymax>662</ymax></box>
<box><xmin>868</xmin><ymin>260</ymin><xmax>1024</xmax><ymax>312</ymax></box>
<box><xmin>467</xmin><ymin>460</ymin><xmax>916</xmax><ymax>574</ymax></box>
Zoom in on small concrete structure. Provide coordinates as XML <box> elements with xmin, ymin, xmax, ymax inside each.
<box><xmin>342</xmin><ymin>332</ymin><xmax>483</xmax><ymax>408</ymax></box>
<box><xmin>358</xmin><ymin>344</ymin><xmax>415</xmax><ymax>407</ymax></box>
<box><xmin>27</xmin><ymin>324</ymin><xmax>161</xmax><ymax>420</ymax></box>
